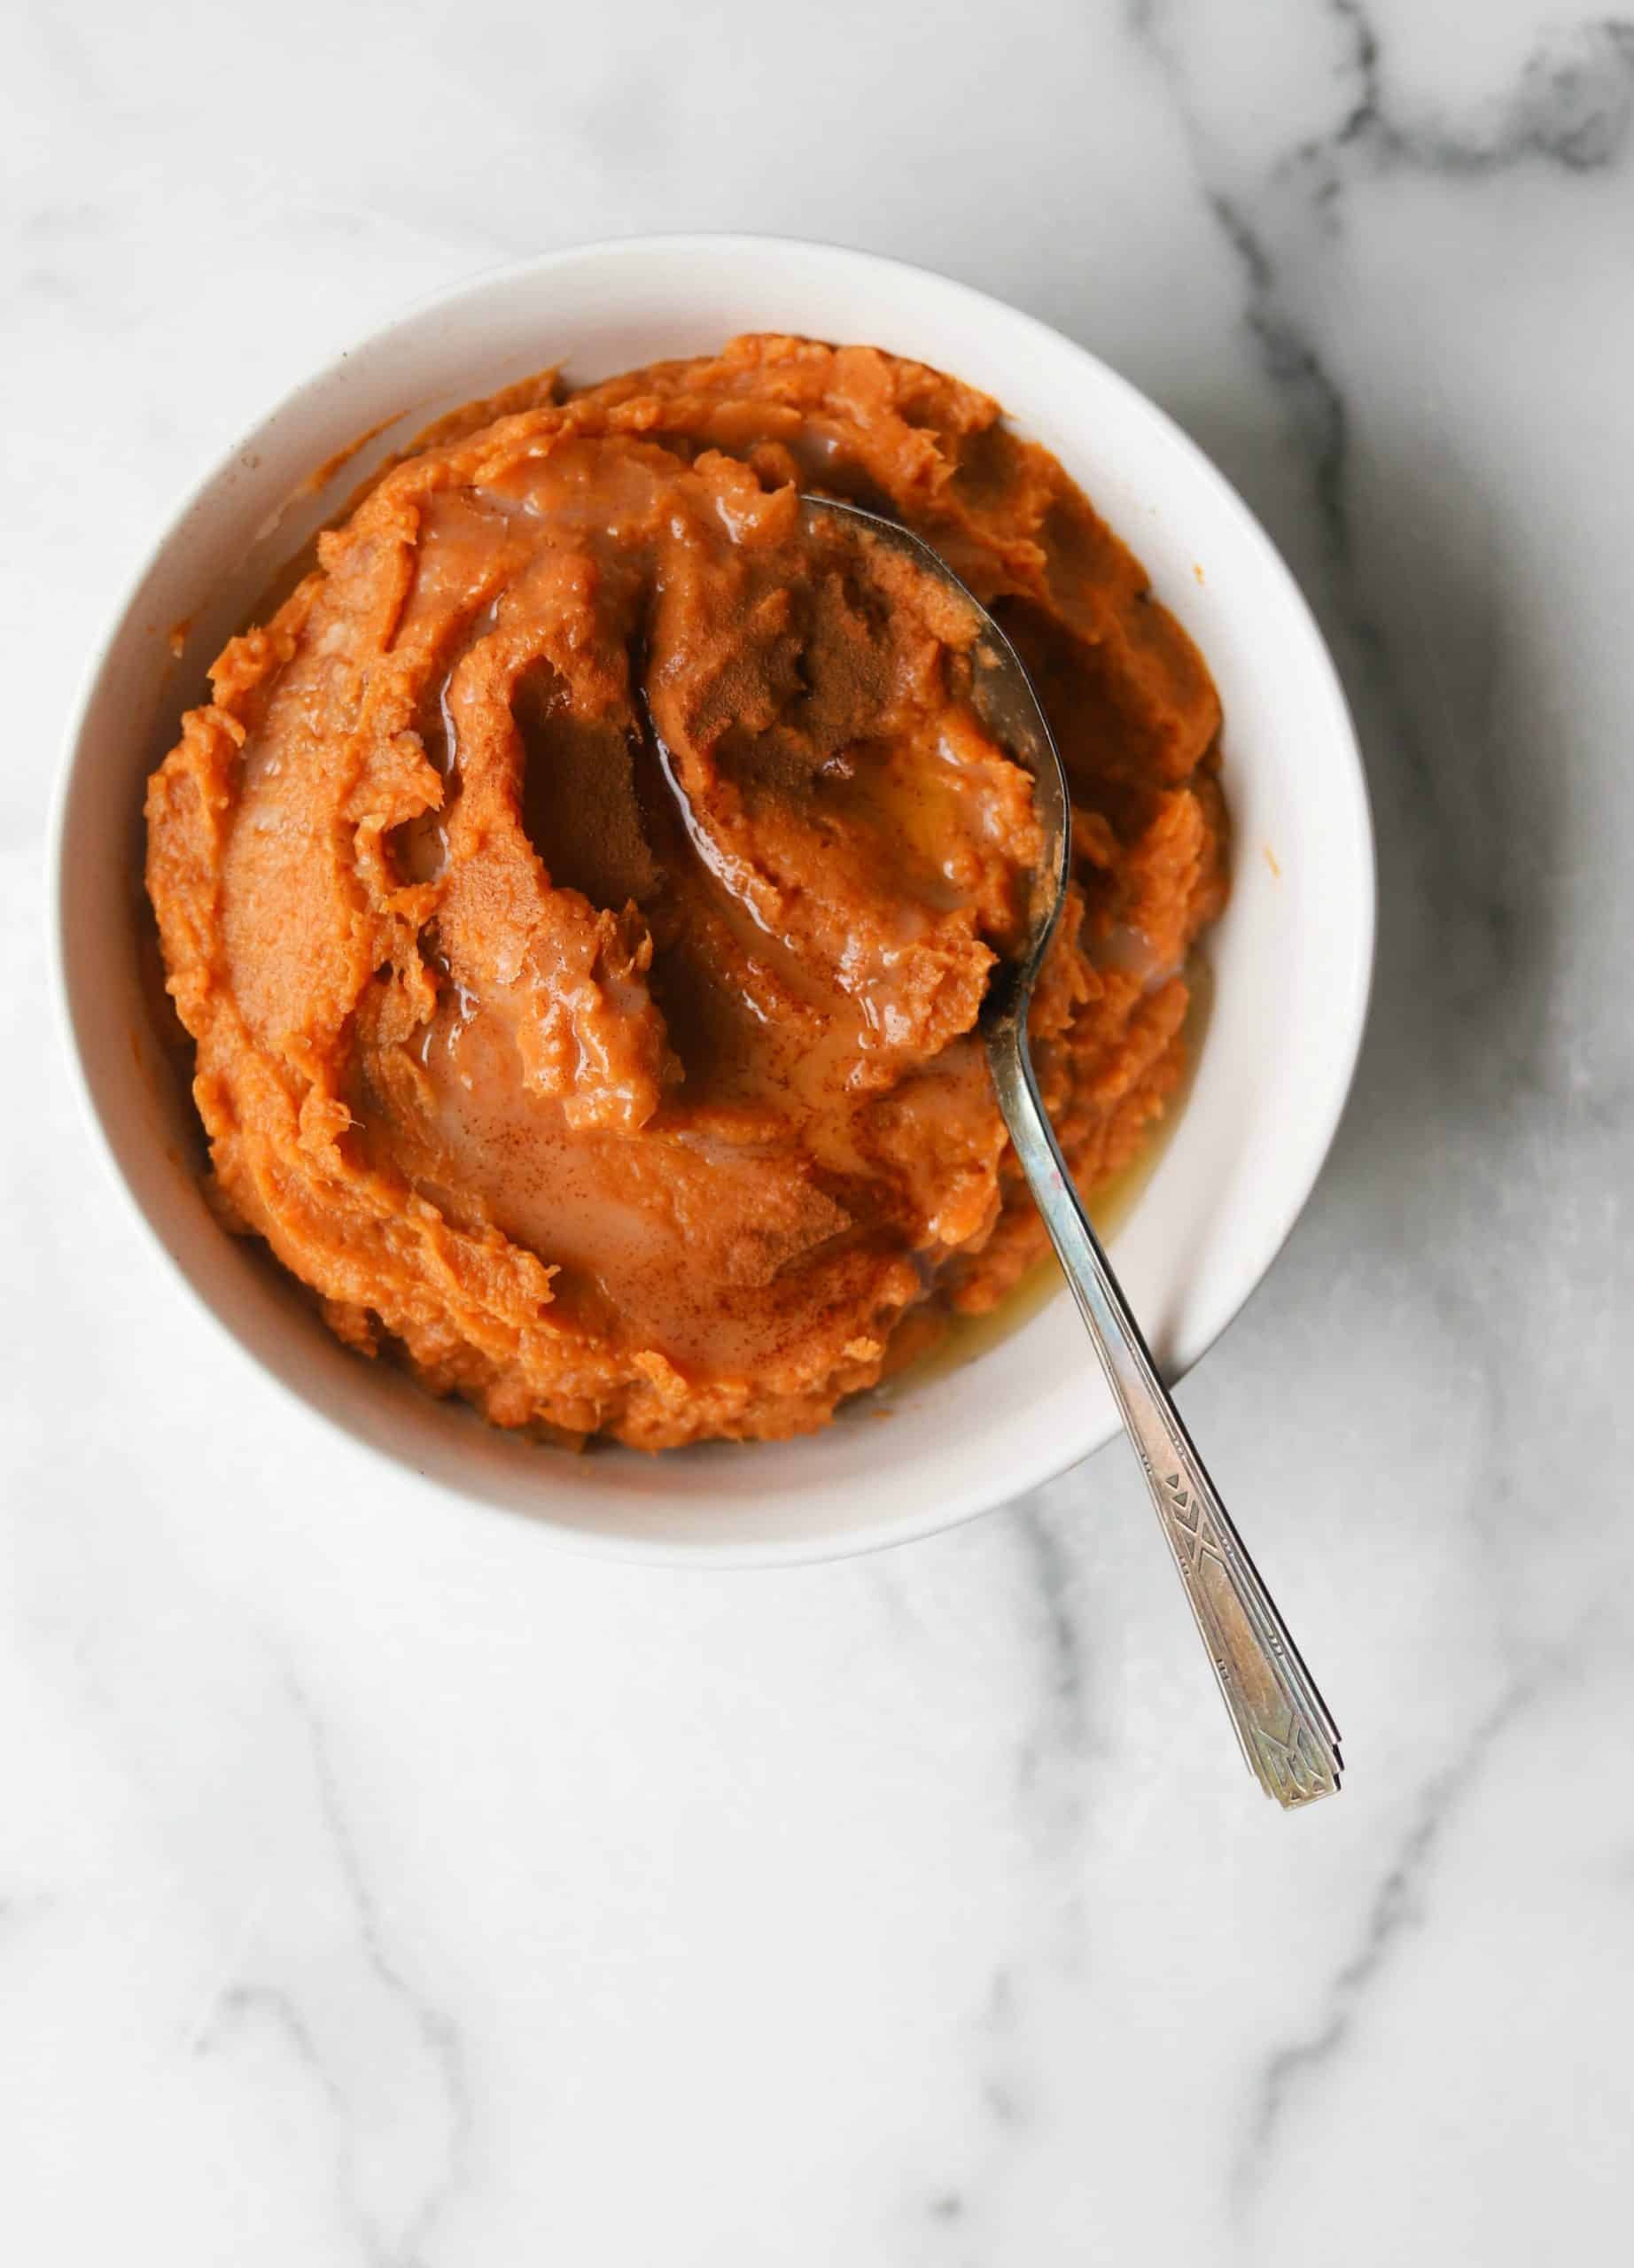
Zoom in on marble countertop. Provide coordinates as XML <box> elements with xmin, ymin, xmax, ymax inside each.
<box><xmin>8</xmin><ymin>1</ymin><xmax>1633</xmax><ymax>2259</ymax></box>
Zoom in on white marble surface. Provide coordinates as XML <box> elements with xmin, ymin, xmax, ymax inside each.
<box><xmin>7</xmin><ymin>1</ymin><xmax>1634</xmax><ymax>2258</ymax></box>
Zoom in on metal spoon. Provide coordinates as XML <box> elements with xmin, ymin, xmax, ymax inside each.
<box><xmin>804</xmin><ymin>495</ymin><xmax>1341</xmax><ymax>1807</ymax></box>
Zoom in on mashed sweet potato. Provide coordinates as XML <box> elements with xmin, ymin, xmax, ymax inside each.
<box><xmin>145</xmin><ymin>336</ymin><xmax>1226</xmax><ymax>1449</ymax></box>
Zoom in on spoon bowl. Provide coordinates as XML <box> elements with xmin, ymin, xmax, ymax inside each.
<box><xmin>798</xmin><ymin>493</ymin><xmax>1070</xmax><ymax>1032</ymax></box>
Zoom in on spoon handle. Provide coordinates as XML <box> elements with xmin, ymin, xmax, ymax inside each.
<box><xmin>987</xmin><ymin>1031</ymin><xmax>1342</xmax><ymax>1807</ymax></box>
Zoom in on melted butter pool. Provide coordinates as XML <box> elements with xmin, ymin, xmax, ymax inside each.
<box><xmin>868</xmin><ymin>955</ymin><xmax>1213</xmax><ymax>1402</ymax></box>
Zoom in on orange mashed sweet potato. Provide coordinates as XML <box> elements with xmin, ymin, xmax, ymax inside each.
<box><xmin>145</xmin><ymin>336</ymin><xmax>1226</xmax><ymax>1449</ymax></box>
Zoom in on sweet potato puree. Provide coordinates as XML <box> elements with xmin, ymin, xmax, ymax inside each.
<box><xmin>145</xmin><ymin>337</ymin><xmax>1226</xmax><ymax>1449</ymax></box>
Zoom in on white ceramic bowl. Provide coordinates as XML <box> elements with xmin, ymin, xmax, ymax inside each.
<box><xmin>51</xmin><ymin>235</ymin><xmax>1373</xmax><ymax>1565</ymax></box>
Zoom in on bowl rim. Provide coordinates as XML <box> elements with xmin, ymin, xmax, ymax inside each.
<box><xmin>47</xmin><ymin>229</ymin><xmax>1376</xmax><ymax>1566</ymax></box>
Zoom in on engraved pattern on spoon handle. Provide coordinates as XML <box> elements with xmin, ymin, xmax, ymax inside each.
<box><xmin>987</xmin><ymin>1030</ymin><xmax>1342</xmax><ymax>1807</ymax></box>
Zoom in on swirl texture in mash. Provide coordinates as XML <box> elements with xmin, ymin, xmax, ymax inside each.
<box><xmin>145</xmin><ymin>337</ymin><xmax>1226</xmax><ymax>1449</ymax></box>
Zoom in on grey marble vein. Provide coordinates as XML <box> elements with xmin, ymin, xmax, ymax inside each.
<box><xmin>1005</xmin><ymin>1488</ymin><xmax>1113</xmax><ymax>1872</ymax></box>
<box><xmin>1135</xmin><ymin>5</ymin><xmax>1634</xmax><ymax>542</ymax></box>
<box><xmin>1314</xmin><ymin>7</ymin><xmax>1634</xmax><ymax>178</ymax></box>
<box><xmin>182</xmin><ymin>1661</ymin><xmax>475</xmax><ymax>2267</ymax></box>
<box><xmin>1201</xmin><ymin>184</ymin><xmax>1355</xmax><ymax>558</ymax></box>
<box><xmin>1010</xmin><ymin>1495</ymin><xmax>1090</xmax><ymax>1774</ymax></box>
<box><xmin>193</xmin><ymin>1984</ymin><xmax>370</xmax><ymax>2253</ymax></box>
<box><xmin>1233</xmin><ymin>1673</ymin><xmax>1536</xmax><ymax>2222</ymax></box>
<box><xmin>1134</xmin><ymin>0</ymin><xmax>1634</xmax><ymax>183</ymax></box>
<box><xmin>1202</xmin><ymin>190</ymin><xmax>1536</xmax><ymax>1055</ymax></box>
<box><xmin>1132</xmin><ymin>0</ymin><xmax>1592</xmax><ymax>1135</ymax></box>
<box><xmin>278</xmin><ymin>1664</ymin><xmax>473</xmax><ymax>2267</ymax></box>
